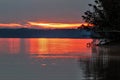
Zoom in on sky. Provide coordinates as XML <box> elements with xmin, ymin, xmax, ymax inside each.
<box><xmin>0</xmin><ymin>0</ymin><xmax>93</xmax><ymax>29</ymax></box>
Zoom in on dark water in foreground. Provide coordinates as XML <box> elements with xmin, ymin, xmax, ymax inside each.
<box><xmin>0</xmin><ymin>38</ymin><xmax>120</xmax><ymax>80</ymax></box>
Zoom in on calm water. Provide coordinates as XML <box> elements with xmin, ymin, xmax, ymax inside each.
<box><xmin>0</xmin><ymin>38</ymin><xmax>120</xmax><ymax>80</ymax></box>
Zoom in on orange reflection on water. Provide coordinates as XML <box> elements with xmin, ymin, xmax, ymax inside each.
<box><xmin>8</xmin><ymin>38</ymin><xmax>20</xmax><ymax>54</ymax></box>
<box><xmin>0</xmin><ymin>38</ymin><xmax>92</xmax><ymax>59</ymax></box>
<box><xmin>0</xmin><ymin>38</ymin><xmax>20</xmax><ymax>54</ymax></box>
<box><xmin>29</xmin><ymin>38</ymin><xmax>92</xmax><ymax>59</ymax></box>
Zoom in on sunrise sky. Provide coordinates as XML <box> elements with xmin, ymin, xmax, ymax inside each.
<box><xmin>0</xmin><ymin>0</ymin><xmax>93</xmax><ymax>29</ymax></box>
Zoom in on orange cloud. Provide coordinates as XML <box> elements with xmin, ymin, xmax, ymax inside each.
<box><xmin>0</xmin><ymin>23</ymin><xmax>22</xmax><ymax>28</ymax></box>
<box><xmin>28</xmin><ymin>22</ymin><xmax>85</xmax><ymax>29</ymax></box>
<box><xmin>0</xmin><ymin>22</ymin><xmax>93</xmax><ymax>29</ymax></box>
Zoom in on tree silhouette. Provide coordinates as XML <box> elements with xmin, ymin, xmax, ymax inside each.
<box><xmin>82</xmin><ymin>0</ymin><xmax>120</xmax><ymax>31</ymax></box>
<box><xmin>82</xmin><ymin>0</ymin><xmax>107</xmax><ymax>31</ymax></box>
<box><xmin>101</xmin><ymin>0</ymin><xmax>120</xmax><ymax>30</ymax></box>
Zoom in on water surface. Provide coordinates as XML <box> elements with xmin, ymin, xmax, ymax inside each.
<box><xmin>0</xmin><ymin>38</ymin><xmax>120</xmax><ymax>80</ymax></box>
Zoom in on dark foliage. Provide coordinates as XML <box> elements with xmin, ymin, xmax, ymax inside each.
<box><xmin>82</xmin><ymin>0</ymin><xmax>120</xmax><ymax>31</ymax></box>
<box><xmin>101</xmin><ymin>0</ymin><xmax>120</xmax><ymax>30</ymax></box>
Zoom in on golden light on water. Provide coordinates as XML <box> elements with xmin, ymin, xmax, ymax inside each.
<box><xmin>29</xmin><ymin>38</ymin><xmax>92</xmax><ymax>59</ymax></box>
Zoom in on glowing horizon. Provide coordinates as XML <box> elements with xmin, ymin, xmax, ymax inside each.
<box><xmin>0</xmin><ymin>21</ymin><xmax>92</xmax><ymax>29</ymax></box>
<box><xmin>0</xmin><ymin>23</ymin><xmax>22</xmax><ymax>28</ymax></box>
<box><xmin>28</xmin><ymin>22</ymin><xmax>90</xmax><ymax>29</ymax></box>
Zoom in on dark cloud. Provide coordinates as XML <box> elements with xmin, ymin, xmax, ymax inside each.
<box><xmin>0</xmin><ymin>0</ymin><xmax>93</xmax><ymax>23</ymax></box>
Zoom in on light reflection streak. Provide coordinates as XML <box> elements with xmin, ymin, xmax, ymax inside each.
<box><xmin>28</xmin><ymin>38</ymin><xmax>92</xmax><ymax>59</ymax></box>
<box><xmin>0</xmin><ymin>38</ymin><xmax>20</xmax><ymax>54</ymax></box>
<box><xmin>0</xmin><ymin>38</ymin><xmax>92</xmax><ymax>59</ymax></box>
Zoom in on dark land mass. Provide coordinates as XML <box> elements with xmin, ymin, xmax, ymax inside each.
<box><xmin>0</xmin><ymin>28</ymin><xmax>91</xmax><ymax>38</ymax></box>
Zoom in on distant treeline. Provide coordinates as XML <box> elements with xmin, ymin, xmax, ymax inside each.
<box><xmin>0</xmin><ymin>28</ymin><xmax>91</xmax><ymax>38</ymax></box>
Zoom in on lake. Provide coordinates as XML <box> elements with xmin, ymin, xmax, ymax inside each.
<box><xmin>0</xmin><ymin>38</ymin><xmax>120</xmax><ymax>80</ymax></box>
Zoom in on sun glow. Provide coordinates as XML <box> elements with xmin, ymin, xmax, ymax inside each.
<box><xmin>0</xmin><ymin>22</ymin><xmax>93</xmax><ymax>29</ymax></box>
<box><xmin>28</xmin><ymin>22</ymin><xmax>89</xmax><ymax>29</ymax></box>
